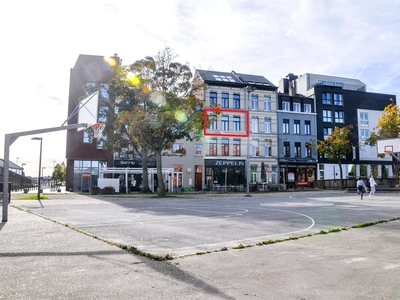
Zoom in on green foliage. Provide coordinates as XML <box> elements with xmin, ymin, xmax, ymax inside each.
<box><xmin>365</xmin><ymin>102</ymin><xmax>400</xmax><ymax>148</ymax></box>
<box><xmin>52</xmin><ymin>162</ymin><xmax>66</xmax><ymax>184</ymax></box>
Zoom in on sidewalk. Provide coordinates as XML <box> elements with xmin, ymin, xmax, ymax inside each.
<box><xmin>1</xmin><ymin>201</ymin><xmax>400</xmax><ymax>299</ymax></box>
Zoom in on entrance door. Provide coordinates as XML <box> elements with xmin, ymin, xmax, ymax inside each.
<box><xmin>195</xmin><ymin>165</ymin><xmax>202</xmax><ymax>191</ymax></box>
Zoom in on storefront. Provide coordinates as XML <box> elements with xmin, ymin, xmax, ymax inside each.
<box><xmin>204</xmin><ymin>159</ymin><xmax>246</xmax><ymax>190</ymax></box>
<box><xmin>279</xmin><ymin>160</ymin><xmax>316</xmax><ymax>189</ymax></box>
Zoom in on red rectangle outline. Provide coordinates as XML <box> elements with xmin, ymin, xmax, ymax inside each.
<box><xmin>203</xmin><ymin>108</ymin><xmax>249</xmax><ymax>137</ymax></box>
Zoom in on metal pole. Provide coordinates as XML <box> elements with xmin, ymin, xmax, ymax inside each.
<box><xmin>245</xmin><ymin>86</ymin><xmax>254</xmax><ymax>197</ymax></box>
<box><xmin>33</xmin><ymin>138</ymin><xmax>43</xmax><ymax>200</ymax></box>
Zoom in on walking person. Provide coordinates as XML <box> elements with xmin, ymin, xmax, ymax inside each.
<box><xmin>369</xmin><ymin>175</ymin><xmax>377</xmax><ymax>197</ymax></box>
<box><xmin>356</xmin><ymin>177</ymin><xmax>367</xmax><ymax>200</ymax></box>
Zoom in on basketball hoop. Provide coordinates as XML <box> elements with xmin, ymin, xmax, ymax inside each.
<box><xmin>384</xmin><ymin>150</ymin><xmax>392</xmax><ymax>157</ymax></box>
<box><xmin>89</xmin><ymin>122</ymin><xmax>106</xmax><ymax>139</ymax></box>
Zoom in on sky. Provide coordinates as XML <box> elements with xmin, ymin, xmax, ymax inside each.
<box><xmin>1</xmin><ymin>0</ymin><xmax>400</xmax><ymax>178</ymax></box>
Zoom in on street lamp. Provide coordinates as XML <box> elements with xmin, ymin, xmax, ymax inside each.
<box><xmin>31</xmin><ymin>137</ymin><xmax>43</xmax><ymax>200</ymax></box>
<box><xmin>245</xmin><ymin>85</ymin><xmax>256</xmax><ymax>197</ymax></box>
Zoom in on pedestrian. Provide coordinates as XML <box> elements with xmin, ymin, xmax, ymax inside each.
<box><xmin>356</xmin><ymin>177</ymin><xmax>367</xmax><ymax>200</ymax></box>
<box><xmin>369</xmin><ymin>175</ymin><xmax>377</xmax><ymax>197</ymax></box>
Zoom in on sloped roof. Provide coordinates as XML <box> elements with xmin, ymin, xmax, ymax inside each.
<box><xmin>196</xmin><ymin>69</ymin><xmax>277</xmax><ymax>91</ymax></box>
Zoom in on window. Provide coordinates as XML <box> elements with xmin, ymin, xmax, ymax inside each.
<box><xmin>295</xmin><ymin>142</ymin><xmax>301</xmax><ymax>157</ymax></box>
<box><xmin>334</xmin><ymin>93</ymin><xmax>343</xmax><ymax>106</ymax></box>
<box><xmin>360</xmin><ymin>129</ymin><xmax>369</xmax><ymax>141</ymax></box>
<box><xmin>360</xmin><ymin>112</ymin><xmax>369</xmax><ymax>125</ymax></box>
<box><xmin>282</xmin><ymin>101</ymin><xmax>290</xmax><ymax>111</ymax></box>
<box><xmin>233</xmin><ymin>116</ymin><xmax>241</xmax><ymax>131</ymax></box>
<box><xmin>221</xmin><ymin>139</ymin><xmax>229</xmax><ymax>156</ymax></box>
<box><xmin>210</xmin><ymin>113</ymin><xmax>217</xmax><ymax>130</ymax></box>
<box><xmin>264</xmin><ymin>118</ymin><xmax>271</xmax><ymax>133</ymax></box>
<box><xmin>251</xmin><ymin>94</ymin><xmax>259</xmax><ymax>110</ymax></box>
<box><xmin>221</xmin><ymin>92</ymin><xmax>229</xmax><ymax>108</ymax></box>
<box><xmin>335</xmin><ymin>111</ymin><xmax>344</xmax><ymax>123</ymax></box>
<box><xmin>283</xmin><ymin>119</ymin><xmax>289</xmax><ymax>134</ymax></box>
<box><xmin>251</xmin><ymin>117</ymin><xmax>259</xmax><ymax>133</ymax></box>
<box><xmin>210</xmin><ymin>92</ymin><xmax>217</xmax><ymax>106</ymax></box>
<box><xmin>304</xmin><ymin>120</ymin><xmax>311</xmax><ymax>135</ymax></box>
<box><xmin>323</xmin><ymin>110</ymin><xmax>332</xmax><ymax>122</ymax></box>
<box><xmin>233</xmin><ymin>94</ymin><xmax>240</xmax><ymax>109</ymax></box>
<box><xmin>284</xmin><ymin>142</ymin><xmax>290</xmax><ymax>157</ymax></box>
<box><xmin>304</xmin><ymin>104</ymin><xmax>311</xmax><ymax>113</ymax></box>
<box><xmin>323</xmin><ymin>127</ymin><xmax>333</xmax><ymax>139</ymax></box>
<box><xmin>265</xmin><ymin>144</ymin><xmax>272</xmax><ymax>157</ymax></box>
<box><xmin>173</xmin><ymin>143</ymin><xmax>184</xmax><ymax>152</ymax></box>
<box><xmin>233</xmin><ymin>139</ymin><xmax>241</xmax><ymax>156</ymax></box>
<box><xmin>83</xmin><ymin>131</ymin><xmax>91</xmax><ymax>143</ymax></box>
<box><xmin>306</xmin><ymin>143</ymin><xmax>312</xmax><ymax>158</ymax></box>
<box><xmin>221</xmin><ymin>115</ymin><xmax>229</xmax><ymax>131</ymax></box>
<box><xmin>252</xmin><ymin>140</ymin><xmax>259</xmax><ymax>157</ymax></box>
<box><xmin>294</xmin><ymin>120</ymin><xmax>300</xmax><ymax>134</ymax></box>
<box><xmin>322</xmin><ymin>93</ymin><xmax>331</xmax><ymax>105</ymax></box>
<box><xmin>335</xmin><ymin>82</ymin><xmax>344</xmax><ymax>88</ymax></box>
<box><xmin>293</xmin><ymin>103</ymin><xmax>301</xmax><ymax>112</ymax></box>
<box><xmin>264</xmin><ymin>96</ymin><xmax>271</xmax><ymax>111</ymax></box>
<box><xmin>209</xmin><ymin>138</ymin><xmax>217</xmax><ymax>155</ymax></box>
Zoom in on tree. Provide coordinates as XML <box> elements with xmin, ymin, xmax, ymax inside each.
<box><xmin>365</xmin><ymin>101</ymin><xmax>400</xmax><ymax>148</ymax></box>
<box><xmin>121</xmin><ymin>47</ymin><xmax>204</xmax><ymax>196</ymax></box>
<box><xmin>52</xmin><ymin>162</ymin><xmax>66</xmax><ymax>186</ymax></box>
<box><xmin>316</xmin><ymin>126</ymin><xmax>354</xmax><ymax>189</ymax></box>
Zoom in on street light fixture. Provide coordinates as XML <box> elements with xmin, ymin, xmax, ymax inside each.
<box><xmin>245</xmin><ymin>85</ymin><xmax>256</xmax><ymax>197</ymax></box>
<box><xmin>31</xmin><ymin>137</ymin><xmax>43</xmax><ymax>200</ymax></box>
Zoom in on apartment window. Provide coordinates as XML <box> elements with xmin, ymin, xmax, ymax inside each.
<box><xmin>209</xmin><ymin>113</ymin><xmax>217</xmax><ymax>130</ymax></box>
<box><xmin>251</xmin><ymin>117</ymin><xmax>259</xmax><ymax>133</ymax></box>
<box><xmin>209</xmin><ymin>138</ymin><xmax>217</xmax><ymax>155</ymax></box>
<box><xmin>233</xmin><ymin>94</ymin><xmax>240</xmax><ymax>109</ymax></box>
<box><xmin>283</xmin><ymin>119</ymin><xmax>290</xmax><ymax>134</ymax></box>
<box><xmin>210</xmin><ymin>92</ymin><xmax>217</xmax><ymax>106</ymax></box>
<box><xmin>173</xmin><ymin>143</ymin><xmax>184</xmax><ymax>152</ymax></box>
<box><xmin>294</xmin><ymin>120</ymin><xmax>300</xmax><ymax>134</ymax></box>
<box><xmin>335</xmin><ymin>82</ymin><xmax>344</xmax><ymax>88</ymax></box>
<box><xmin>251</xmin><ymin>94</ymin><xmax>259</xmax><ymax>110</ymax></box>
<box><xmin>83</xmin><ymin>131</ymin><xmax>91</xmax><ymax>143</ymax></box>
<box><xmin>221</xmin><ymin>92</ymin><xmax>229</xmax><ymax>108</ymax></box>
<box><xmin>221</xmin><ymin>138</ymin><xmax>229</xmax><ymax>156</ymax></box>
<box><xmin>282</xmin><ymin>101</ymin><xmax>290</xmax><ymax>111</ymax></box>
<box><xmin>322</xmin><ymin>93</ymin><xmax>331</xmax><ymax>105</ymax></box>
<box><xmin>360</xmin><ymin>129</ymin><xmax>369</xmax><ymax>141</ymax></box>
<box><xmin>334</xmin><ymin>93</ymin><xmax>343</xmax><ymax>106</ymax></box>
<box><xmin>221</xmin><ymin>115</ymin><xmax>229</xmax><ymax>131</ymax></box>
<box><xmin>335</xmin><ymin>111</ymin><xmax>344</xmax><ymax>123</ymax></box>
<box><xmin>283</xmin><ymin>142</ymin><xmax>290</xmax><ymax>157</ymax></box>
<box><xmin>264</xmin><ymin>96</ymin><xmax>271</xmax><ymax>111</ymax></box>
<box><xmin>306</xmin><ymin>143</ymin><xmax>312</xmax><ymax>158</ymax></box>
<box><xmin>252</xmin><ymin>140</ymin><xmax>259</xmax><ymax>157</ymax></box>
<box><xmin>264</xmin><ymin>118</ymin><xmax>271</xmax><ymax>133</ymax></box>
<box><xmin>295</xmin><ymin>142</ymin><xmax>301</xmax><ymax>157</ymax></box>
<box><xmin>265</xmin><ymin>144</ymin><xmax>272</xmax><ymax>157</ymax></box>
<box><xmin>293</xmin><ymin>103</ymin><xmax>301</xmax><ymax>112</ymax></box>
<box><xmin>304</xmin><ymin>120</ymin><xmax>311</xmax><ymax>135</ymax></box>
<box><xmin>233</xmin><ymin>116</ymin><xmax>241</xmax><ymax>131</ymax></box>
<box><xmin>323</xmin><ymin>110</ymin><xmax>332</xmax><ymax>122</ymax></box>
<box><xmin>360</xmin><ymin>112</ymin><xmax>369</xmax><ymax>125</ymax></box>
<box><xmin>323</xmin><ymin>127</ymin><xmax>333</xmax><ymax>140</ymax></box>
<box><xmin>304</xmin><ymin>104</ymin><xmax>311</xmax><ymax>113</ymax></box>
<box><xmin>233</xmin><ymin>139</ymin><xmax>241</xmax><ymax>156</ymax></box>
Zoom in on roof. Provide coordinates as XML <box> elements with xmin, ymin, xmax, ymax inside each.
<box><xmin>196</xmin><ymin>69</ymin><xmax>277</xmax><ymax>91</ymax></box>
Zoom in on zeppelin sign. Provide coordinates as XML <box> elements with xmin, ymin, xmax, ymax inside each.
<box><xmin>205</xmin><ymin>159</ymin><xmax>246</xmax><ymax>167</ymax></box>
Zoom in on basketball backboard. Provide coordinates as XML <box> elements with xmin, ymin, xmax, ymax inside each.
<box><xmin>203</xmin><ymin>108</ymin><xmax>249</xmax><ymax>137</ymax></box>
<box><xmin>77</xmin><ymin>91</ymin><xmax>99</xmax><ymax>131</ymax></box>
<box><xmin>377</xmin><ymin>138</ymin><xmax>400</xmax><ymax>155</ymax></box>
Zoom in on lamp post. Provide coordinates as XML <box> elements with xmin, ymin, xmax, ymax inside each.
<box><xmin>245</xmin><ymin>85</ymin><xmax>256</xmax><ymax>197</ymax></box>
<box><xmin>42</xmin><ymin>167</ymin><xmax>46</xmax><ymax>188</ymax></box>
<box><xmin>32</xmin><ymin>137</ymin><xmax>43</xmax><ymax>200</ymax></box>
<box><xmin>22</xmin><ymin>163</ymin><xmax>26</xmax><ymax>176</ymax></box>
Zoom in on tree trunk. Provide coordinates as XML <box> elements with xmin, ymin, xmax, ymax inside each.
<box><xmin>155</xmin><ymin>150</ymin><xmax>166</xmax><ymax>197</ymax></box>
<box><xmin>338</xmin><ymin>160</ymin><xmax>344</xmax><ymax>189</ymax></box>
<box><xmin>141</xmin><ymin>148</ymin><xmax>151</xmax><ymax>193</ymax></box>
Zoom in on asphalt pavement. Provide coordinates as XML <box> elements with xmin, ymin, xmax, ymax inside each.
<box><xmin>1</xmin><ymin>190</ymin><xmax>400</xmax><ymax>299</ymax></box>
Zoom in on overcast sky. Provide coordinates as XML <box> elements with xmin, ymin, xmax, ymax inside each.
<box><xmin>1</xmin><ymin>0</ymin><xmax>399</xmax><ymax>177</ymax></box>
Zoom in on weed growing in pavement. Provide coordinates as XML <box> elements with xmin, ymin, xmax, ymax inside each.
<box><xmin>328</xmin><ymin>227</ymin><xmax>342</xmax><ymax>233</ymax></box>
